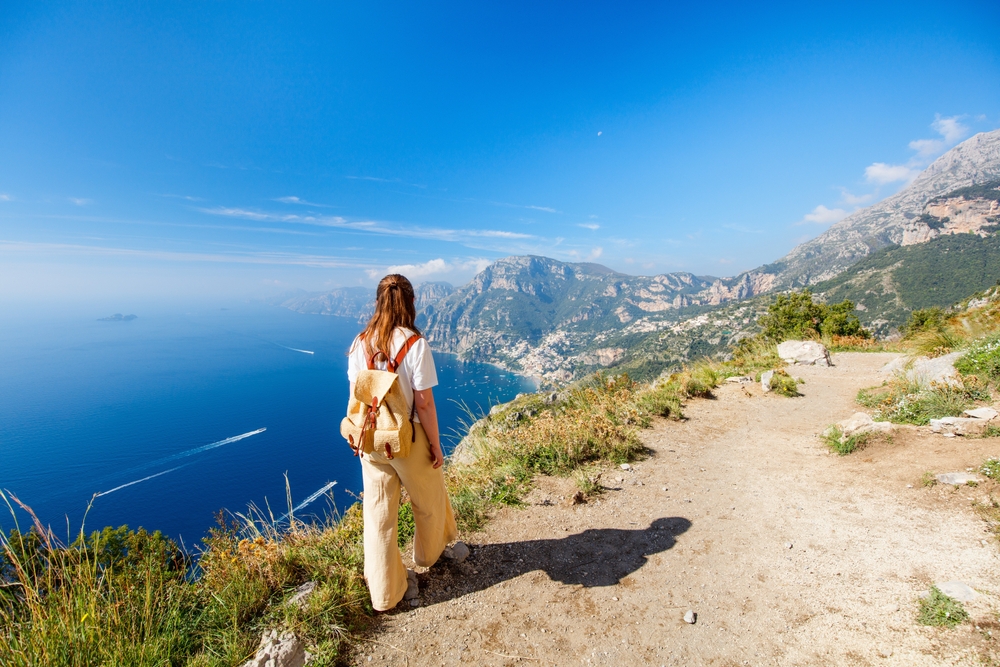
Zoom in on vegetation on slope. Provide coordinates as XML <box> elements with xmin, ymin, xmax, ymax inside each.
<box><xmin>813</xmin><ymin>232</ymin><xmax>1000</xmax><ymax>335</ymax></box>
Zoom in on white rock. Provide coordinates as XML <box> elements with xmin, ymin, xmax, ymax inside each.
<box><xmin>936</xmin><ymin>472</ymin><xmax>981</xmax><ymax>485</ymax></box>
<box><xmin>965</xmin><ymin>407</ymin><xmax>999</xmax><ymax>421</ymax></box>
<box><xmin>885</xmin><ymin>352</ymin><xmax>963</xmax><ymax>388</ymax></box>
<box><xmin>683</xmin><ymin>610</ymin><xmax>697</xmax><ymax>624</ymax></box>
<box><xmin>760</xmin><ymin>370</ymin><xmax>775</xmax><ymax>392</ymax></box>
<box><xmin>241</xmin><ymin>630</ymin><xmax>308</xmax><ymax>667</ymax></box>
<box><xmin>930</xmin><ymin>416</ymin><xmax>991</xmax><ymax>436</ymax></box>
<box><xmin>725</xmin><ymin>375</ymin><xmax>753</xmax><ymax>384</ymax></box>
<box><xmin>287</xmin><ymin>581</ymin><xmax>316</xmax><ymax>608</ymax></box>
<box><xmin>837</xmin><ymin>412</ymin><xmax>893</xmax><ymax>439</ymax></box>
<box><xmin>619</xmin><ymin>463</ymin><xmax>632</xmax><ymax>471</ymax></box>
<box><xmin>936</xmin><ymin>581</ymin><xmax>978</xmax><ymax>602</ymax></box>
<box><xmin>777</xmin><ymin>340</ymin><xmax>832</xmax><ymax>366</ymax></box>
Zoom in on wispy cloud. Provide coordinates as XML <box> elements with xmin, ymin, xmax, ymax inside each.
<box><xmin>0</xmin><ymin>194</ymin><xmax>11</xmax><ymax>202</ymax></box>
<box><xmin>69</xmin><ymin>198</ymin><xmax>93</xmax><ymax>206</ymax></box>
<box><xmin>157</xmin><ymin>193</ymin><xmax>203</xmax><ymax>201</ymax></box>
<box><xmin>837</xmin><ymin>188</ymin><xmax>873</xmax><ymax>207</ymax></box>
<box><xmin>578</xmin><ymin>223</ymin><xmax>600</xmax><ymax>230</ymax></box>
<box><xmin>0</xmin><ymin>239</ymin><xmax>375</xmax><ymax>269</ymax></box>
<box><xmin>796</xmin><ymin>204</ymin><xmax>849</xmax><ymax>226</ymax></box>
<box><xmin>864</xmin><ymin>114</ymin><xmax>970</xmax><ymax>186</ymax></box>
<box><xmin>489</xmin><ymin>201</ymin><xmax>561</xmax><ymax>214</ymax></box>
<box><xmin>345</xmin><ymin>175</ymin><xmax>427</xmax><ymax>189</ymax></box>
<box><xmin>273</xmin><ymin>196</ymin><xmax>332</xmax><ymax>207</ymax></box>
<box><xmin>199</xmin><ymin>205</ymin><xmax>537</xmax><ymax>245</ymax></box>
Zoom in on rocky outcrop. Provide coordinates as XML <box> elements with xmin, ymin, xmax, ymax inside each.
<box><xmin>881</xmin><ymin>352</ymin><xmax>963</xmax><ymax>388</ymax></box>
<box><xmin>777</xmin><ymin>340</ymin><xmax>832</xmax><ymax>366</ymax></box>
<box><xmin>837</xmin><ymin>412</ymin><xmax>893</xmax><ymax>439</ymax></box>
<box><xmin>241</xmin><ymin>630</ymin><xmax>309</xmax><ymax>667</ymax></box>
<box><xmin>758</xmin><ymin>130</ymin><xmax>1000</xmax><ymax>289</ymax></box>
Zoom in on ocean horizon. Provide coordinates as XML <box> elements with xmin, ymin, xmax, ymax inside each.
<box><xmin>0</xmin><ymin>302</ymin><xmax>536</xmax><ymax>546</ymax></box>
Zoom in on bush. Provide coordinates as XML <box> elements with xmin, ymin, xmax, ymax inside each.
<box><xmin>822</xmin><ymin>426</ymin><xmax>884</xmax><ymax>455</ymax></box>
<box><xmin>917</xmin><ymin>586</ymin><xmax>969</xmax><ymax>628</ymax></box>
<box><xmin>768</xmin><ymin>369</ymin><xmax>800</xmax><ymax>397</ymax></box>
<box><xmin>758</xmin><ymin>291</ymin><xmax>870</xmax><ymax>342</ymax></box>
<box><xmin>903</xmin><ymin>307</ymin><xmax>946</xmax><ymax>337</ymax></box>
<box><xmin>856</xmin><ymin>380</ymin><xmax>978</xmax><ymax>425</ymax></box>
<box><xmin>980</xmin><ymin>458</ymin><xmax>1000</xmax><ymax>480</ymax></box>
<box><xmin>955</xmin><ymin>335</ymin><xmax>1000</xmax><ymax>387</ymax></box>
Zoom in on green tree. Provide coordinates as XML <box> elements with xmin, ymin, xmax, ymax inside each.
<box><xmin>758</xmin><ymin>290</ymin><xmax>870</xmax><ymax>341</ymax></box>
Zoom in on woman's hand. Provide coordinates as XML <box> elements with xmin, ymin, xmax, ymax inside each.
<box><xmin>429</xmin><ymin>440</ymin><xmax>445</xmax><ymax>469</ymax></box>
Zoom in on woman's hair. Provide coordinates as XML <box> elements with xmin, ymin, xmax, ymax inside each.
<box><xmin>357</xmin><ymin>274</ymin><xmax>420</xmax><ymax>363</ymax></box>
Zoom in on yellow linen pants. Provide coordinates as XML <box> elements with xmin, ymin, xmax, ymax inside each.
<box><xmin>359</xmin><ymin>422</ymin><xmax>458</xmax><ymax>611</ymax></box>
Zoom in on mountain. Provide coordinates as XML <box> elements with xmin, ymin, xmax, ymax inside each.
<box><xmin>733</xmin><ymin>129</ymin><xmax>1000</xmax><ymax>292</ymax></box>
<box><xmin>812</xmin><ymin>230</ymin><xmax>1000</xmax><ymax>337</ymax></box>
<box><xmin>420</xmin><ymin>256</ymin><xmax>732</xmax><ymax>381</ymax></box>
<box><xmin>280</xmin><ymin>282</ymin><xmax>455</xmax><ymax>321</ymax></box>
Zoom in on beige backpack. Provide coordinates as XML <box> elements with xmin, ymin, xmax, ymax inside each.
<box><xmin>341</xmin><ymin>333</ymin><xmax>422</xmax><ymax>459</ymax></box>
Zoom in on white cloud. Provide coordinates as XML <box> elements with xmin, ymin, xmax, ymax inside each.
<box><xmin>158</xmin><ymin>193</ymin><xmax>202</xmax><ymax>201</ymax></box>
<box><xmin>588</xmin><ymin>247</ymin><xmax>603</xmax><ymax>260</ymax></box>
<box><xmin>0</xmin><ymin>194</ymin><xmax>10</xmax><ymax>202</ymax></box>
<box><xmin>371</xmin><ymin>257</ymin><xmax>492</xmax><ymax>280</ymax></box>
<box><xmin>864</xmin><ymin>162</ymin><xmax>920</xmax><ymax>185</ymax></box>
<box><xmin>274</xmin><ymin>196</ymin><xmax>331</xmax><ymax>207</ymax></box>
<box><xmin>200</xmin><ymin>205</ymin><xmax>539</xmax><ymax>246</ymax></box>
<box><xmin>837</xmin><ymin>188</ymin><xmax>873</xmax><ymax>206</ymax></box>
<box><xmin>385</xmin><ymin>258</ymin><xmax>450</xmax><ymax>278</ymax></box>
<box><xmin>578</xmin><ymin>223</ymin><xmax>600</xmax><ymax>230</ymax></box>
<box><xmin>864</xmin><ymin>114</ymin><xmax>971</xmax><ymax>186</ymax></box>
<box><xmin>932</xmin><ymin>114</ymin><xmax>969</xmax><ymax>144</ymax></box>
<box><xmin>69</xmin><ymin>198</ymin><xmax>93</xmax><ymax>206</ymax></box>
<box><xmin>797</xmin><ymin>204</ymin><xmax>849</xmax><ymax>226</ymax></box>
<box><xmin>490</xmin><ymin>201</ymin><xmax>561</xmax><ymax>214</ymax></box>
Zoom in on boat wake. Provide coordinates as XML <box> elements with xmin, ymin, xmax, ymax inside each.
<box><xmin>274</xmin><ymin>343</ymin><xmax>315</xmax><ymax>355</ymax></box>
<box><xmin>95</xmin><ymin>466</ymin><xmax>186</xmax><ymax>497</ymax></box>
<box><xmin>280</xmin><ymin>481</ymin><xmax>338</xmax><ymax>520</ymax></box>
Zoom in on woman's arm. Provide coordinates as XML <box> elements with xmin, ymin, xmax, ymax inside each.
<box><xmin>413</xmin><ymin>387</ymin><xmax>444</xmax><ymax>469</ymax></box>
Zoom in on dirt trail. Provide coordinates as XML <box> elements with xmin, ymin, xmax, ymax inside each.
<box><xmin>354</xmin><ymin>353</ymin><xmax>1000</xmax><ymax>666</ymax></box>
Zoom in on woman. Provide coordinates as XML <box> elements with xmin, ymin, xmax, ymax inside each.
<box><xmin>347</xmin><ymin>274</ymin><xmax>458</xmax><ymax>611</ymax></box>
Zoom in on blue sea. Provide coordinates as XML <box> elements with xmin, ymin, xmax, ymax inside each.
<box><xmin>0</xmin><ymin>303</ymin><xmax>535</xmax><ymax>545</ymax></box>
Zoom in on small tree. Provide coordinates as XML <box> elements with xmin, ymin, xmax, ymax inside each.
<box><xmin>758</xmin><ymin>290</ymin><xmax>870</xmax><ymax>341</ymax></box>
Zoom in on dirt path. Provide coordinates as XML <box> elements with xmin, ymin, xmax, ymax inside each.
<box><xmin>354</xmin><ymin>353</ymin><xmax>1000</xmax><ymax>666</ymax></box>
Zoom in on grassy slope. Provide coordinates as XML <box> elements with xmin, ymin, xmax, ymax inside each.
<box><xmin>813</xmin><ymin>233</ymin><xmax>1000</xmax><ymax>335</ymax></box>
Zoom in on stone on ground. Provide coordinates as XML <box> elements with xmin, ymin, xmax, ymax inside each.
<box><xmin>883</xmin><ymin>352</ymin><xmax>963</xmax><ymax>388</ymax></box>
<box><xmin>241</xmin><ymin>630</ymin><xmax>308</xmax><ymax>667</ymax></box>
<box><xmin>935</xmin><ymin>581</ymin><xmax>978</xmax><ymax>602</ymax></box>
<box><xmin>777</xmin><ymin>340</ymin><xmax>832</xmax><ymax>366</ymax></box>
<box><xmin>935</xmin><ymin>472</ymin><xmax>981</xmax><ymax>485</ymax></box>
<box><xmin>964</xmin><ymin>407</ymin><xmax>999</xmax><ymax>420</ymax></box>
<box><xmin>683</xmin><ymin>610</ymin><xmax>697</xmax><ymax>624</ymax></box>
<box><xmin>286</xmin><ymin>581</ymin><xmax>316</xmax><ymax>608</ymax></box>
<box><xmin>443</xmin><ymin>541</ymin><xmax>470</xmax><ymax>563</ymax></box>
<box><xmin>837</xmin><ymin>412</ymin><xmax>893</xmax><ymax>439</ymax></box>
<box><xmin>761</xmin><ymin>370</ymin><xmax>775</xmax><ymax>392</ymax></box>
<box><xmin>930</xmin><ymin>416</ymin><xmax>991</xmax><ymax>436</ymax></box>
<box><xmin>725</xmin><ymin>375</ymin><xmax>753</xmax><ymax>384</ymax></box>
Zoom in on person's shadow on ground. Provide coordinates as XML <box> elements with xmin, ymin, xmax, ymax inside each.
<box><xmin>418</xmin><ymin>516</ymin><xmax>692</xmax><ymax>605</ymax></box>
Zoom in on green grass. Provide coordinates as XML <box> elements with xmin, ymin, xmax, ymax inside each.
<box><xmin>768</xmin><ymin>369</ymin><xmax>800</xmax><ymax>397</ymax></box>
<box><xmin>855</xmin><ymin>379</ymin><xmax>981</xmax><ymax>425</ymax></box>
<box><xmin>0</xmin><ymin>494</ymin><xmax>371</xmax><ymax>667</ymax></box>
<box><xmin>822</xmin><ymin>426</ymin><xmax>884</xmax><ymax>456</ymax></box>
<box><xmin>955</xmin><ymin>335</ymin><xmax>1000</xmax><ymax>388</ymax></box>
<box><xmin>917</xmin><ymin>586</ymin><xmax>969</xmax><ymax>628</ymax></box>
<box><xmin>922</xmin><ymin>472</ymin><xmax>938</xmax><ymax>488</ymax></box>
<box><xmin>981</xmin><ymin>458</ymin><xmax>1000</xmax><ymax>480</ymax></box>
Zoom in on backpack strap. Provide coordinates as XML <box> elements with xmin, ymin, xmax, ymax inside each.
<box><xmin>387</xmin><ymin>334</ymin><xmax>422</xmax><ymax>373</ymax></box>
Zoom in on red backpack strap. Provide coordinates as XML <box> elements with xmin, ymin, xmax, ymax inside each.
<box><xmin>388</xmin><ymin>334</ymin><xmax>422</xmax><ymax>373</ymax></box>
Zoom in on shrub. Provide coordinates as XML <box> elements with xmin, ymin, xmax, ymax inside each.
<box><xmin>917</xmin><ymin>586</ymin><xmax>969</xmax><ymax>628</ymax></box>
<box><xmin>856</xmin><ymin>379</ymin><xmax>976</xmax><ymax>425</ymax></box>
<box><xmin>768</xmin><ymin>369</ymin><xmax>800</xmax><ymax>397</ymax></box>
<box><xmin>758</xmin><ymin>291</ymin><xmax>870</xmax><ymax>342</ymax></box>
<box><xmin>822</xmin><ymin>426</ymin><xmax>883</xmax><ymax>455</ymax></box>
<box><xmin>903</xmin><ymin>307</ymin><xmax>946</xmax><ymax>337</ymax></box>
<box><xmin>980</xmin><ymin>458</ymin><xmax>1000</xmax><ymax>480</ymax></box>
<box><xmin>955</xmin><ymin>335</ymin><xmax>1000</xmax><ymax>387</ymax></box>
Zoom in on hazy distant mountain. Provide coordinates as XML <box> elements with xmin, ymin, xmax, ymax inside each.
<box><xmin>281</xmin><ymin>281</ymin><xmax>455</xmax><ymax>322</ymax></box>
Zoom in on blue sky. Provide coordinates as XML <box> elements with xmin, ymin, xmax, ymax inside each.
<box><xmin>1</xmin><ymin>1</ymin><xmax>999</xmax><ymax>301</ymax></box>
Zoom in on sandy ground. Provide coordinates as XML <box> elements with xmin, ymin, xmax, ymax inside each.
<box><xmin>352</xmin><ymin>353</ymin><xmax>1000</xmax><ymax>666</ymax></box>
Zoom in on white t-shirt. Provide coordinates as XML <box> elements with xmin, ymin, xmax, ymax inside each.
<box><xmin>347</xmin><ymin>327</ymin><xmax>438</xmax><ymax>422</ymax></box>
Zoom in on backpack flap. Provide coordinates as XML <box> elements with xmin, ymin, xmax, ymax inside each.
<box><xmin>340</xmin><ymin>368</ymin><xmax>414</xmax><ymax>458</ymax></box>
